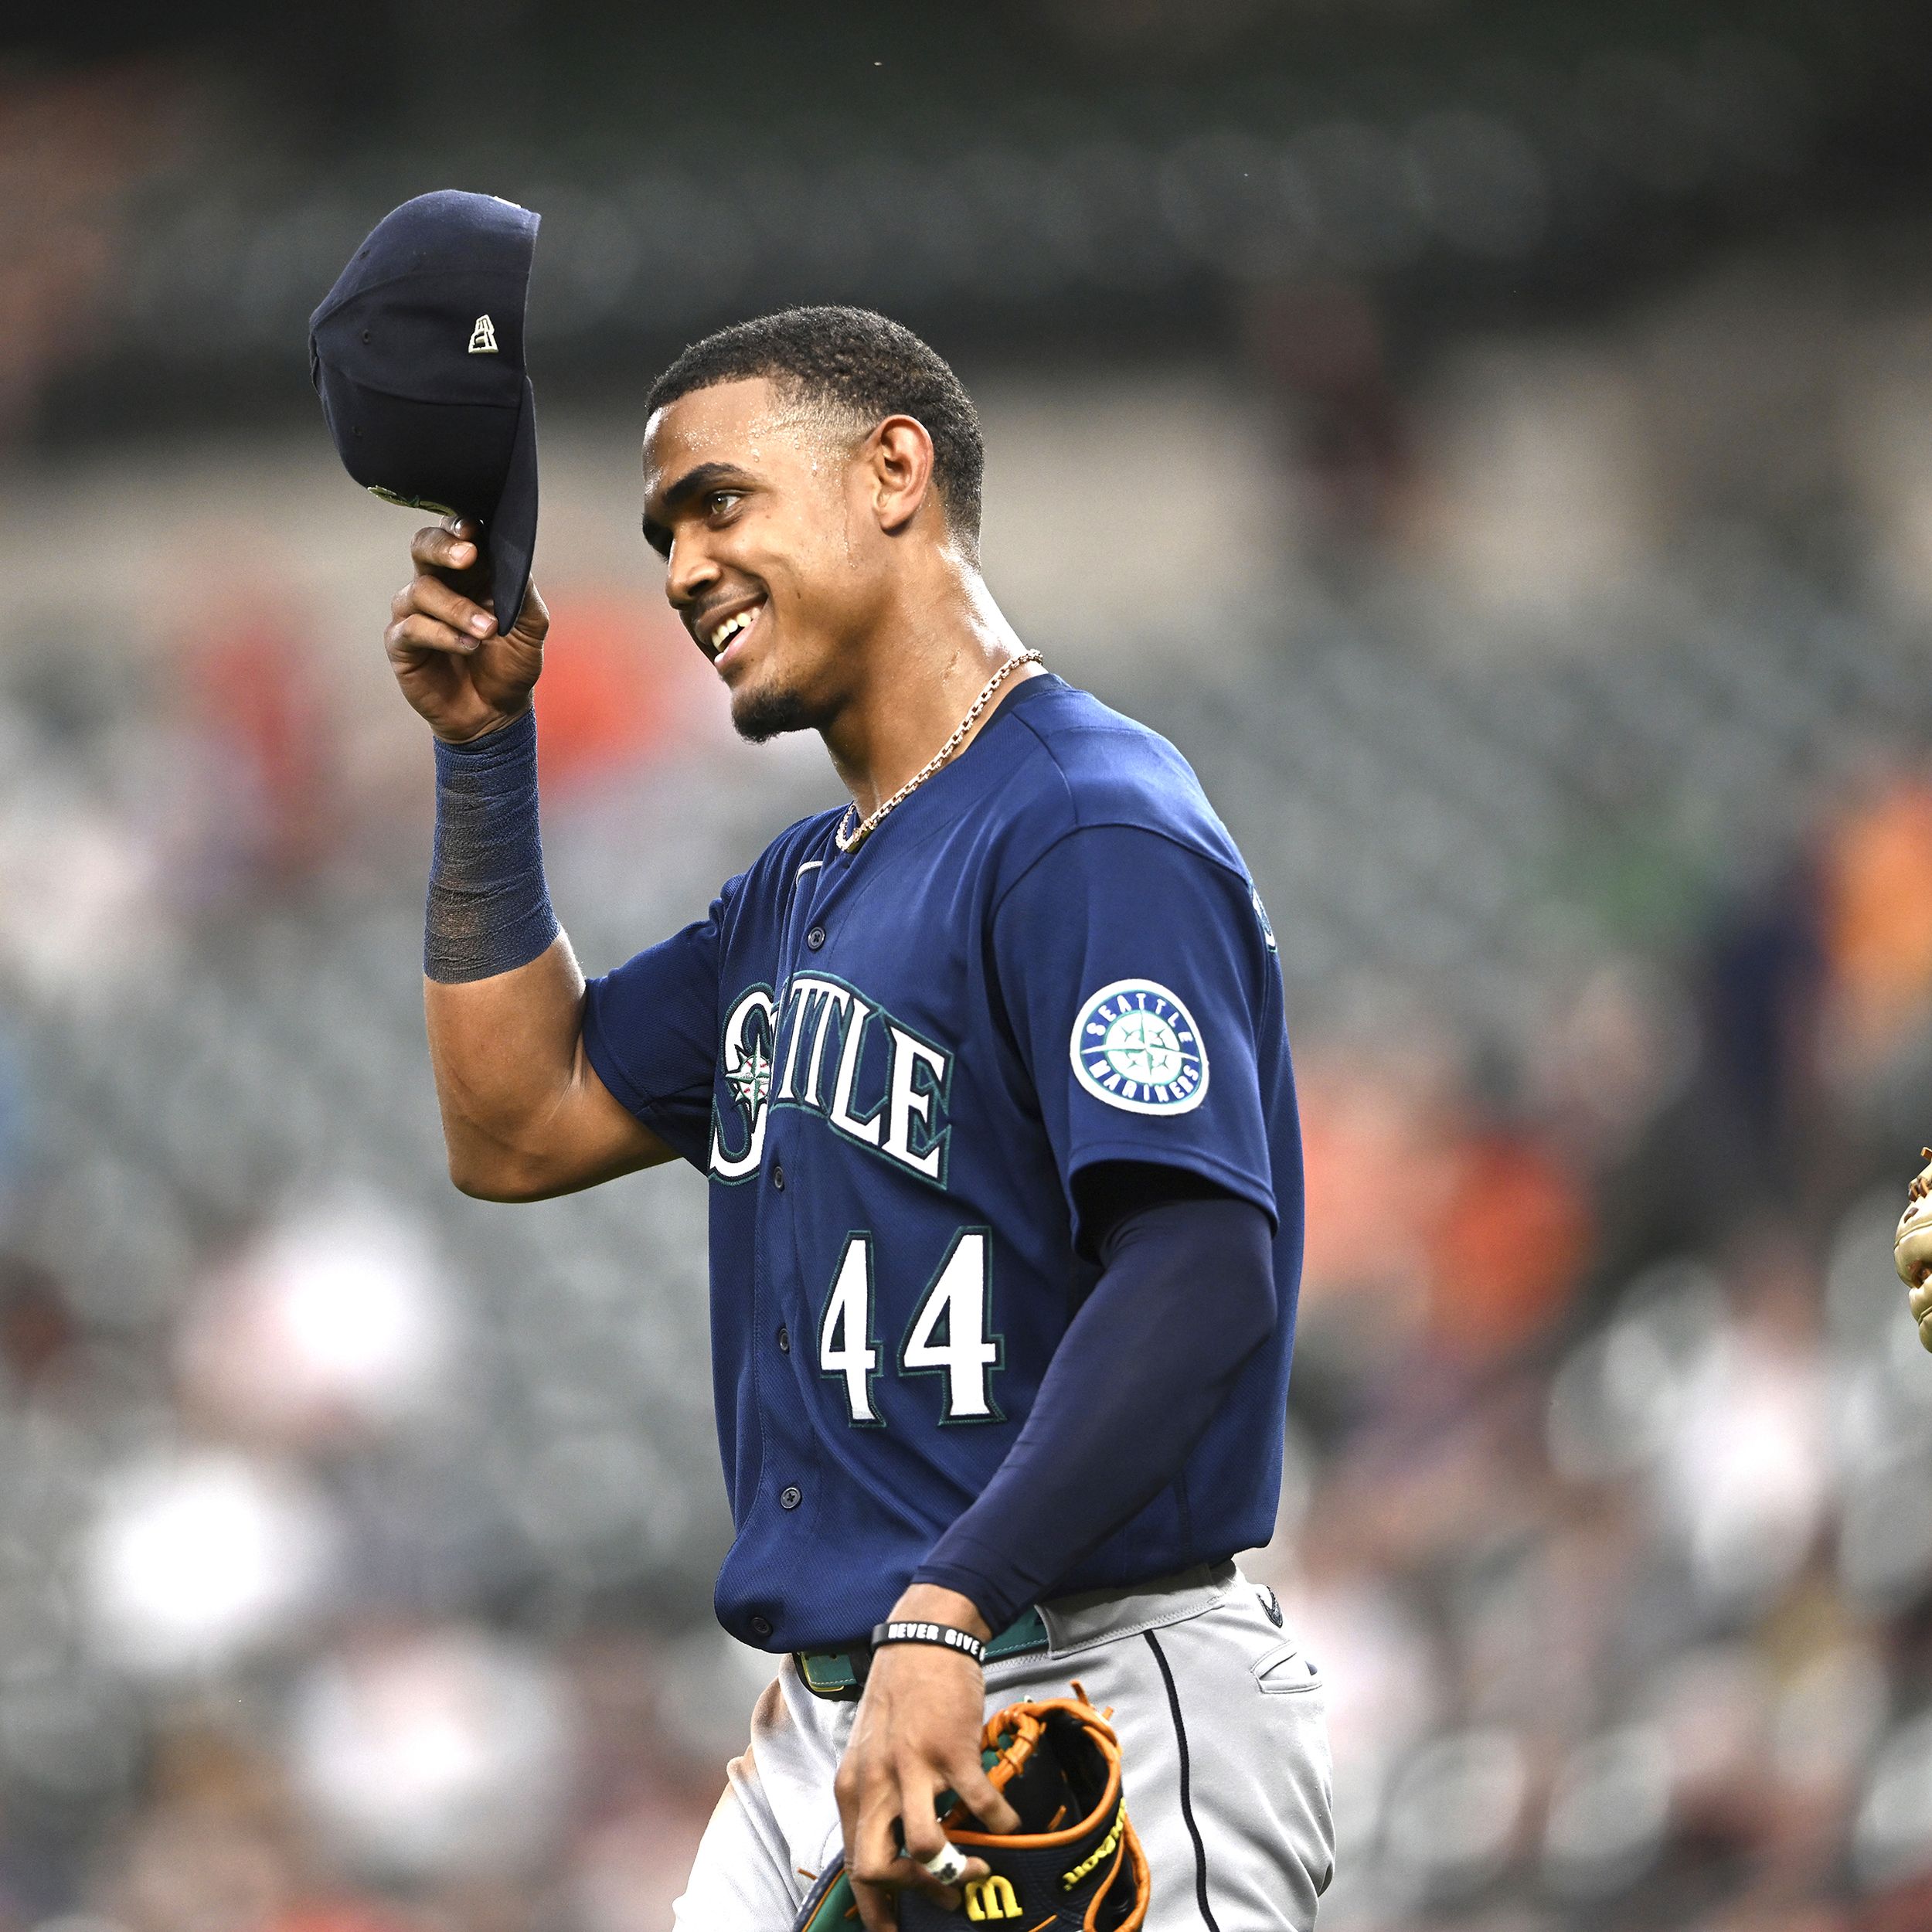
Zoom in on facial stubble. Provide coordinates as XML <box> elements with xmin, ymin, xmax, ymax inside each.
<box><xmin>730</xmin><ymin>677</ymin><xmax>820</xmax><ymax>745</ymax></box>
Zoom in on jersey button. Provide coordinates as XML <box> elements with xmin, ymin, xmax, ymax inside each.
<box><xmin>777</xmin><ymin>1325</ymin><xmax>791</xmax><ymax>1353</ymax></box>
<box><xmin>750</xmin><ymin>1615</ymin><xmax>772</xmax><ymax>1639</ymax></box>
<box><xmin>770</xmin><ymin>1160</ymin><xmax>785</xmax><ymax>1191</ymax></box>
<box><xmin>805</xmin><ymin>924</ymin><xmax>826</xmax><ymax>951</ymax></box>
<box><xmin>780</xmin><ymin>1485</ymin><xmax>803</xmax><ymax>1511</ymax></box>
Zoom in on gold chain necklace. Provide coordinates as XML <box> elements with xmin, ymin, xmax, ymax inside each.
<box><xmin>834</xmin><ymin>651</ymin><xmax>1044</xmax><ymax>855</ymax></box>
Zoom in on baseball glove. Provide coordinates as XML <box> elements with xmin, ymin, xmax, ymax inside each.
<box><xmin>791</xmin><ymin>1685</ymin><xmax>1148</xmax><ymax>1931</ymax></box>
<box><xmin>1898</xmin><ymin>1149</ymin><xmax>1932</xmax><ymax>1352</ymax></box>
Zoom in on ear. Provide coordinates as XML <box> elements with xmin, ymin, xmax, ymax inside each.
<box><xmin>866</xmin><ymin>414</ymin><xmax>937</xmax><ymax>536</ymax></box>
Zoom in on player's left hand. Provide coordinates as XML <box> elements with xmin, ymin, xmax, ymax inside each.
<box><xmin>835</xmin><ymin>1585</ymin><xmax>1022</xmax><ymax>1932</ymax></box>
<box><xmin>1898</xmin><ymin>1149</ymin><xmax>1932</xmax><ymax>1350</ymax></box>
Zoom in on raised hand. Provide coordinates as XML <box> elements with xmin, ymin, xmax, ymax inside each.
<box><xmin>384</xmin><ymin>516</ymin><xmax>549</xmax><ymax>743</ymax></box>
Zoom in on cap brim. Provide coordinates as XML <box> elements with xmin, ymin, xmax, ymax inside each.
<box><xmin>486</xmin><ymin>376</ymin><xmax>539</xmax><ymax>634</ymax></box>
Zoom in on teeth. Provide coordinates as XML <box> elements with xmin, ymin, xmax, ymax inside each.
<box><xmin>709</xmin><ymin>607</ymin><xmax>758</xmax><ymax>651</ymax></box>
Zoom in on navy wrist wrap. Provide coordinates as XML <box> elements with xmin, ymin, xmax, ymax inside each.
<box><xmin>424</xmin><ymin>708</ymin><xmax>560</xmax><ymax>984</ymax></box>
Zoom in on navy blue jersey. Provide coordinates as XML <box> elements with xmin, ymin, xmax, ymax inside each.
<box><xmin>582</xmin><ymin>674</ymin><xmax>1302</xmax><ymax>1651</ymax></box>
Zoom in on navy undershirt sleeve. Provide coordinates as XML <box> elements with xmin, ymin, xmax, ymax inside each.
<box><xmin>910</xmin><ymin>1175</ymin><xmax>1277</xmax><ymax>1634</ymax></box>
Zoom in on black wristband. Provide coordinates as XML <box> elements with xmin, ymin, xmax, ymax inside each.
<box><xmin>869</xmin><ymin>1618</ymin><xmax>987</xmax><ymax>1665</ymax></box>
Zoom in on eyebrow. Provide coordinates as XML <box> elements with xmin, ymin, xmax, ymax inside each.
<box><xmin>641</xmin><ymin>461</ymin><xmax>755</xmax><ymax>555</ymax></box>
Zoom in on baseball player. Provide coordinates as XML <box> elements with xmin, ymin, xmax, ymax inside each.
<box><xmin>380</xmin><ymin>305</ymin><xmax>1333</xmax><ymax>1928</ymax></box>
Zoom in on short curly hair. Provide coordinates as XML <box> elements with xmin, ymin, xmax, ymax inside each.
<box><xmin>644</xmin><ymin>306</ymin><xmax>984</xmax><ymax>551</ymax></box>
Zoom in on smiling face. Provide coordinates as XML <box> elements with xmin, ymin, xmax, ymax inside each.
<box><xmin>642</xmin><ymin>376</ymin><xmax>905</xmax><ymax>743</ymax></box>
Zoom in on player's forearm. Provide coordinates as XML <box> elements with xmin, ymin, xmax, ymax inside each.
<box><xmin>913</xmin><ymin>1192</ymin><xmax>1277</xmax><ymax>1631</ymax></box>
<box><xmin>418</xmin><ymin>708</ymin><xmax>614</xmax><ymax>1199</ymax></box>
<box><xmin>425</xmin><ymin>934</ymin><xmax>598</xmax><ymax>1197</ymax></box>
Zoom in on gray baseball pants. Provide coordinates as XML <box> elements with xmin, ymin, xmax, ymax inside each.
<box><xmin>672</xmin><ymin>1561</ymin><xmax>1335</xmax><ymax>1929</ymax></box>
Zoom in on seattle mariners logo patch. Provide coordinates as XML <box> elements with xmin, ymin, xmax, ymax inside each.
<box><xmin>1070</xmin><ymin>979</ymin><xmax>1209</xmax><ymax>1115</ymax></box>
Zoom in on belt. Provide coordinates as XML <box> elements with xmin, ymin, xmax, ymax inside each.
<box><xmin>796</xmin><ymin>1606</ymin><xmax>1049</xmax><ymax>1701</ymax></box>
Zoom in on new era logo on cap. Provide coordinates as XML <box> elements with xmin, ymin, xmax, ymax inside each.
<box><xmin>468</xmin><ymin>315</ymin><xmax>498</xmax><ymax>354</ymax></box>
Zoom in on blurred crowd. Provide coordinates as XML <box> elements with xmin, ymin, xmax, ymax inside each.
<box><xmin>1263</xmin><ymin>758</ymin><xmax>1932</xmax><ymax>1930</ymax></box>
<box><xmin>7</xmin><ymin>4</ymin><xmax>1932</xmax><ymax>1929</ymax></box>
<box><xmin>0</xmin><ymin>503</ymin><xmax>1927</xmax><ymax>1930</ymax></box>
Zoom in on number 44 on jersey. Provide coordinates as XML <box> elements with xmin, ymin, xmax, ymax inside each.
<box><xmin>818</xmin><ymin>1229</ymin><xmax>1005</xmax><ymax>1425</ymax></box>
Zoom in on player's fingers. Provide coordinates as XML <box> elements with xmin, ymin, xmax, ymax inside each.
<box><xmin>831</xmin><ymin>1751</ymin><xmax>863</xmax><ymax>1850</ymax></box>
<box><xmin>846</xmin><ymin>1800</ymin><xmax>914</xmax><ymax>1932</ymax></box>
<box><xmin>842</xmin><ymin>1767</ymin><xmax>897</xmax><ymax>1883</ymax></box>
<box><xmin>410</xmin><ymin>519</ymin><xmax>482</xmax><ymax>576</ymax></box>
<box><xmin>846</xmin><ymin>1873</ymin><xmax>896</xmax><ymax>1932</ymax></box>
<box><xmin>885</xmin><ymin>1775</ymin><xmax>978</xmax><ymax>1907</ymax></box>
<box><xmin>894</xmin><ymin>1772</ymin><xmax>947</xmax><ymax>1865</ymax></box>
<box><xmin>510</xmin><ymin>576</ymin><xmax>550</xmax><ymax>644</ymax></box>
<box><xmin>950</xmin><ymin>1757</ymin><xmax>1022</xmax><ymax>1835</ymax></box>
<box><xmin>859</xmin><ymin>1849</ymin><xmax>975</xmax><ymax>1916</ymax></box>
<box><xmin>393</xmin><ymin>571</ymin><xmax>497</xmax><ymax>639</ymax></box>
<box><xmin>845</xmin><ymin>1780</ymin><xmax>971</xmax><ymax>1913</ymax></box>
<box><xmin>385</xmin><ymin>611</ymin><xmax>480</xmax><ymax>662</ymax></box>
<box><xmin>870</xmin><ymin>1854</ymin><xmax>978</xmax><ymax>1914</ymax></box>
<box><xmin>1919</xmin><ymin>1308</ymin><xmax>1932</xmax><ymax>1355</ymax></box>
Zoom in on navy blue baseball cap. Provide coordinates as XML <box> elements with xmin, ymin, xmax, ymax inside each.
<box><xmin>310</xmin><ymin>190</ymin><xmax>541</xmax><ymax>631</ymax></box>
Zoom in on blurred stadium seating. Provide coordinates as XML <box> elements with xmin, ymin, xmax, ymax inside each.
<box><xmin>5</xmin><ymin>4</ymin><xmax>1932</xmax><ymax>1929</ymax></box>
